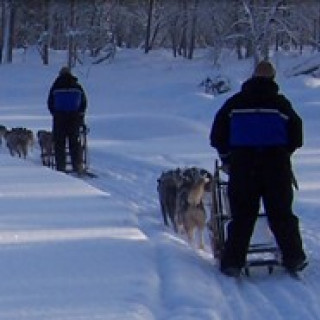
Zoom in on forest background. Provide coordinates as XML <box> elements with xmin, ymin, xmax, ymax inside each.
<box><xmin>1</xmin><ymin>0</ymin><xmax>320</xmax><ymax>68</ymax></box>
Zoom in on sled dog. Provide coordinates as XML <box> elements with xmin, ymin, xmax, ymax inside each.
<box><xmin>4</xmin><ymin>127</ymin><xmax>34</xmax><ymax>158</ymax></box>
<box><xmin>37</xmin><ymin>130</ymin><xmax>54</xmax><ymax>166</ymax></box>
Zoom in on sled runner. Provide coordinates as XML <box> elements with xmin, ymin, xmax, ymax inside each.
<box><xmin>207</xmin><ymin>160</ymin><xmax>280</xmax><ymax>275</ymax></box>
<box><xmin>40</xmin><ymin>124</ymin><xmax>91</xmax><ymax>174</ymax></box>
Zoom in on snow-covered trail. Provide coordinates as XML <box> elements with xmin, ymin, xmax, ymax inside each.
<box><xmin>0</xmin><ymin>48</ymin><xmax>320</xmax><ymax>319</ymax></box>
<box><xmin>72</xmin><ymin>50</ymin><xmax>320</xmax><ymax>319</ymax></box>
<box><xmin>84</xmin><ymin>120</ymin><xmax>320</xmax><ymax>320</ymax></box>
<box><xmin>83</xmin><ymin>147</ymin><xmax>320</xmax><ymax>320</ymax></box>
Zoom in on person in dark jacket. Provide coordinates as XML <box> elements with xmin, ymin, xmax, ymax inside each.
<box><xmin>210</xmin><ymin>61</ymin><xmax>307</xmax><ymax>277</ymax></box>
<box><xmin>47</xmin><ymin>67</ymin><xmax>87</xmax><ymax>173</ymax></box>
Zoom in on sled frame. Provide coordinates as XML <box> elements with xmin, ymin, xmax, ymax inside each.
<box><xmin>40</xmin><ymin>124</ymin><xmax>90</xmax><ymax>173</ymax></box>
<box><xmin>208</xmin><ymin>159</ymin><xmax>280</xmax><ymax>274</ymax></box>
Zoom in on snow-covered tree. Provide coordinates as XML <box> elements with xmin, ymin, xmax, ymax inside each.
<box><xmin>1</xmin><ymin>0</ymin><xmax>320</xmax><ymax>64</ymax></box>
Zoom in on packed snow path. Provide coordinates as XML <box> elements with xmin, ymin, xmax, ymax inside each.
<box><xmin>1</xmin><ymin>149</ymin><xmax>319</xmax><ymax>320</ymax></box>
<box><xmin>0</xmin><ymin>48</ymin><xmax>320</xmax><ymax>319</ymax></box>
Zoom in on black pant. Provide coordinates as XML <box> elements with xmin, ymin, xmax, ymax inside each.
<box><xmin>221</xmin><ymin>149</ymin><xmax>306</xmax><ymax>270</ymax></box>
<box><xmin>53</xmin><ymin>113</ymin><xmax>82</xmax><ymax>172</ymax></box>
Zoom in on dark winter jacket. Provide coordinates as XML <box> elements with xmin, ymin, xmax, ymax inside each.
<box><xmin>210</xmin><ymin>77</ymin><xmax>303</xmax><ymax>164</ymax></box>
<box><xmin>47</xmin><ymin>73</ymin><xmax>87</xmax><ymax>115</ymax></box>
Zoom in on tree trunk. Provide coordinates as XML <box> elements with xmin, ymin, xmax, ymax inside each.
<box><xmin>145</xmin><ymin>0</ymin><xmax>154</xmax><ymax>53</ymax></box>
<box><xmin>187</xmin><ymin>0</ymin><xmax>199</xmax><ymax>59</ymax></box>
<box><xmin>7</xmin><ymin>0</ymin><xmax>15</xmax><ymax>63</ymax></box>
<box><xmin>2</xmin><ymin>0</ymin><xmax>15</xmax><ymax>64</ymax></box>
<box><xmin>178</xmin><ymin>0</ymin><xmax>188</xmax><ymax>57</ymax></box>
<box><xmin>170</xmin><ymin>15</ymin><xmax>179</xmax><ymax>57</ymax></box>
<box><xmin>42</xmin><ymin>0</ymin><xmax>50</xmax><ymax>65</ymax></box>
<box><xmin>68</xmin><ymin>0</ymin><xmax>76</xmax><ymax>68</ymax></box>
<box><xmin>0</xmin><ymin>1</ymin><xmax>5</xmax><ymax>63</ymax></box>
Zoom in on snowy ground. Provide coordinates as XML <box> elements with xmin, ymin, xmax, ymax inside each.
<box><xmin>0</xmin><ymin>48</ymin><xmax>319</xmax><ymax>319</ymax></box>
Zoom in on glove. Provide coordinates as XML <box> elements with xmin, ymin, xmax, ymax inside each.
<box><xmin>220</xmin><ymin>163</ymin><xmax>229</xmax><ymax>175</ymax></box>
<box><xmin>219</xmin><ymin>153</ymin><xmax>230</xmax><ymax>174</ymax></box>
<box><xmin>219</xmin><ymin>152</ymin><xmax>229</xmax><ymax>165</ymax></box>
<box><xmin>78</xmin><ymin>113</ymin><xmax>85</xmax><ymax>125</ymax></box>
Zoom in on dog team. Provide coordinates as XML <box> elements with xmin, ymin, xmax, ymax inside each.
<box><xmin>0</xmin><ymin>124</ymin><xmax>53</xmax><ymax>163</ymax></box>
<box><xmin>157</xmin><ymin>166</ymin><xmax>212</xmax><ymax>250</ymax></box>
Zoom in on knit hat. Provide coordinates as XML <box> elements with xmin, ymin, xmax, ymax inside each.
<box><xmin>253</xmin><ymin>61</ymin><xmax>276</xmax><ymax>79</ymax></box>
<box><xmin>59</xmin><ymin>66</ymin><xmax>71</xmax><ymax>76</ymax></box>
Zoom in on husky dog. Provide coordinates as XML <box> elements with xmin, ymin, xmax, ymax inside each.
<box><xmin>0</xmin><ymin>125</ymin><xmax>7</xmax><ymax>146</ymax></box>
<box><xmin>37</xmin><ymin>130</ymin><xmax>54</xmax><ymax>166</ymax></box>
<box><xmin>184</xmin><ymin>175</ymin><xmax>210</xmax><ymax>249</ymax></box>
<box><xmin>4</xmin><ymin>127</ymin><xmax>34</xmax><ymax>158</ymax></box>
<box><xmin>175</xmin><ymin>168</ymin><xmax>212</xmax><ymax>249</ymax></box>
<box><xmin>157</xmin><ymin>167</ymin><xmax>213</xmax><ymax>249</ymax></box>
<box><xmin>157</xmin><ymin>168</ymin><xmax>182</xmax><ymax>232</ymax></box>
<box><xmin>22</xmin><ymin>128</ymin><xmax>35</xmax><ymax>152</ymax></box>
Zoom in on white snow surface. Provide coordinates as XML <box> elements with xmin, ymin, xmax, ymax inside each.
<box><xmin>0</xmin><ymin>48</ymin><xmax>319</xmax><ymax>320</ymax></box>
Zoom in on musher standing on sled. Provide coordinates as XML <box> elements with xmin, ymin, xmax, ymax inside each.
<box><xmin>210</xmin><ymin>61</ymin><xmax>307</xmax><ymax>277</ymax></box>
<box><xmin>47</xmin><ymin>67</ymin><xmax>87</xmax><ymax>174</ymax></box>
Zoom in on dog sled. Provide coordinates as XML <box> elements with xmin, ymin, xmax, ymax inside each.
<box><xmin>207</xmin><ymin>160</ymin><xmax>280</xmax><ymax>275</ymax></box>
<box><xmin>39</xmin><ymin>124</ymin><xmax>94</xmax><ymax>176</ymax></box>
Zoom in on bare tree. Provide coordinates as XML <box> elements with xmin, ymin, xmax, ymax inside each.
<box><xmin>42</xmin><ymin>0</ymin><xmax>50</xmax><ymax>65</ymax></box>
<box><xmin>0</xmin><ymin>0</ymin><xmax>319</xmax><ymax>64</ymax></box>
<box><xmin>67</xmin><ymin>0</ymin><xmax>76</xmax><ymax>68</ymax></box>
<box><xmin>1</xmin><ymin>0</ymin><xmax>15</xmax><ymax>64</ymax></box>
<box><xmin>145</xmin><ymin>0</ymin><xmax>154</xmax><ymax>53</ymax></box>
<box><xmin>35</xmin><ymin>0</ymin><xmax>51</xmax><ymax>65</ymax></box>
<box><xmin>187</xmin><ymin>0</ymin><xmax>199</xmax><ymax>59</ymax></box>
<box><xmin>237</xmin><ymin>0</ymin><xmax>286</xmax><ymax>64</ymax></box>
<box><xmin>0</xmin><ymin>1</ymin><xmax>5</xmax><ymax>63</ymax></box>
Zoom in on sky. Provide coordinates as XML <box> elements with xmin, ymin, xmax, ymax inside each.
<box><xmin>0</xmin><ymin>47</ymin><xmax>319</xmax><ymax>320</ymax></box>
